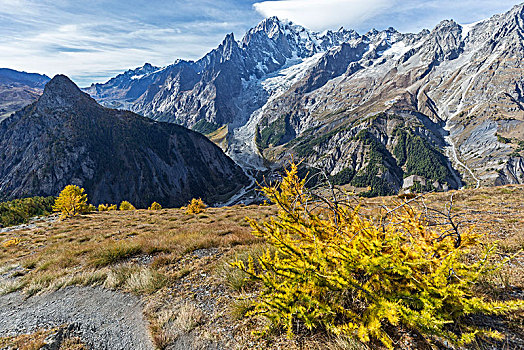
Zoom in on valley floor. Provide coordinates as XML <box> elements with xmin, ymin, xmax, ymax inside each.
<box><xmin>0</xmin><ymin>186</ymin><xmax>523</xmax><ymax>349</ymax></box>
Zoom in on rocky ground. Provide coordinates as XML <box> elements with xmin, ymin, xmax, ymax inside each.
<box><xmin>0</xmin><ymin>287</ymin><xmax>153</xmax><ymax>349</ymax></box>
<box><xmin>0</xmin><ymin>214</ymin><xmax>59</xmax><ymax>234</ymax></box>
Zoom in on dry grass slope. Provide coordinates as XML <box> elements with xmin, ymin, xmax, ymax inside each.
<box><xmin>0</xmin><ymin>186</ymin><xmax>522</xmax><ymax>349</ymax></box>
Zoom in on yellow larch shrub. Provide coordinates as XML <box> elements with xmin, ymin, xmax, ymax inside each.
<box><xmin>119</xmin><ymin>201</ymin><xmax>136</xmax><ymax>211</ymax></box>
<box><xmin>98</xmin><ymin>203</ymin><xmax>117</xmax><ymax>211</ymax></box>
<box><xmin>53</xmin><ymin>185</ymin><xmax>89</xmax><ymax>218</ymax></box>
<box><xmin>233</xmin><ymin>163</ymin><xmax>524</xmax><ymax>349</ymax></box>
<box><xmin>185</xmin><ymin>198</ymin><xmax>206</xmax><ymax>214</ymax></box>
<box><xmin>148</xmin><ymin>202</ymin><xmax>162</xmax><ymax>210</ymax></box>
<box><xmin>2</xmin><ymin>238</ymin><xmax>21</xmax><ymax>248</ymax></box>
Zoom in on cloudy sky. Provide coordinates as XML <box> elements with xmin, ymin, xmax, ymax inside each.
<box><xmin>0</xmin><ymin>0</ymin><xmax>521</xmax><ymax>86</ymax></box>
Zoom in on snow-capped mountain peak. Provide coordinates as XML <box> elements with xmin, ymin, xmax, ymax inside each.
<box><xmin>85</xmin><ymin>4</ymin><xmax>524</xmax><ymax>186</ymax></box>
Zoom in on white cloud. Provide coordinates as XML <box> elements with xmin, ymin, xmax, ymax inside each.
<box><xmin>0</xmin><ymin>20</ymin><xmax>227</xmax><ymax>86</ymax></box>
<box><xmin>0</xmin><ymin>0</ymin><xmax>256</xmax><ymax>86</ymax></box>
<box><xmin>1</xmin><ymin>0</ymin><xmax>522</xmax><ymax>86</ymax></box>
<box><xmin>253</xmin><ymin>0</ymin><xmax>393</xmax><ymax>31</ymax></box>
<box><xmin>253</xmin><ymin>0</ymin><xmax>523</xmax><ymax>33</ymax></box>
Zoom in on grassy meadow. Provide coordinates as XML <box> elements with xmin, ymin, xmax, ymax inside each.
<box><xmin>0</xmin><ymin>185</ymin><xmax>523</xmax><ymax>349</ymax></box>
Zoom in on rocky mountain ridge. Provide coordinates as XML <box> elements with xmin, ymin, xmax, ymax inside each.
<box><xmin>260</xmin><ymin>3</ymin><xmax>524</xmax><ymax>188</ymax></box>
<box><xmin>0</xmin><ymin>68</ymin><xmax>50</xmax><ymax>120</ymax></box>
<box><xmin>86</xmin><ymin>3</ymin><xmax>524</xmax><ymax>193</ymax></box>
<box><xmin>0</xmin><ymin>75</ymin><xmax>247</xmax><ymax>207</ymax></box>
<box><xmin>84</xmin><ymin>17</ymin><xmax>367</xmax><ymax>127</ymax></box>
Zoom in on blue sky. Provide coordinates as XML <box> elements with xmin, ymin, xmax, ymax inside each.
<box><xmin>0</xmin><ymin>0</ymin><xmax>521</xmax><ymax>86</ymax></box>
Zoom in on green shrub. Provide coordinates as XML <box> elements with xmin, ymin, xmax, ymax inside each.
<box><xmin>192</xmin><ymin>120</ymin><xmax>220</xmax><ymax>134</ymax></box>
<box><xmin>0</xmin><ymin>196</ymin><xmax>55</xmax><ymax>228</ymax></box>
<box><xmin>257</xmin><ymin>114</ymin><xmax>295</xmax><ymax>148</ymax></box>
<box><xmin>393</xmin><ymin>128</ymin><xmax>452</xmax><ymax>184</ymax></box>
<box><xmin>496</xmin><ymin>133</ymin><xmax>511</xmax><ymax>144</ymax></box>
<box><xmin>292</xmin><ymin>127</ymin><xmax>346</xmax><ymax>158</ymax></box>
<box><xmin>330</xmin><ymin>167</ymin><xmax>355</xmax><ymax>186</ymax></box>
<box><xmin>351</xmin><ymin>130</ymin><xmax>400</xmax><ymax>197</ymax></box>
<box><xmin>233</xmin><ymin>163</ymin><xmax>523</xmax><ymax>348</ymax></box>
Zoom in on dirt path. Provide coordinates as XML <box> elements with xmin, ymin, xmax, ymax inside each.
<box><xmin>0</xmin><ymin>286</ymin><xmax>153</xmax><ymax>349</ymax></box>
<box><xmin>444</xmin><ymin>120</ymin><xmax>481</xmax><ymax>189</ymax></box>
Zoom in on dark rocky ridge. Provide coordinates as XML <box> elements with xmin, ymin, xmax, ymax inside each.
<box><xmin>0</xmin><ymin>68</ymin><xmax>49</xmax><ymax>88</ymax></box>
<box><xmin>0</xmin><ymin>75</ymin><xmax>247</xmax><ymax>207</ymax></box>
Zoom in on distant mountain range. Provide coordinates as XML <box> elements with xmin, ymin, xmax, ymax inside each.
<box><xmin>84</xmin><ymin>3</ymin><xmax>524</xmax><ymax>194</ymax></box>
<box><xmin>0</xmin><ymin>75</ymin><xmax>247</xmax><ymax>207</ymax></box>
<box><xmin>1</xmin><ymin>3</ymin><xmax>523</xmax><ymax>199</ymax></box>
<box><xmin>0</xmin><ymin>68</ymin><xmax>49</xmax><ymax>120</ymax></box>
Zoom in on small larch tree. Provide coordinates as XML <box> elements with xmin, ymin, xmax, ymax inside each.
<box><xmin>233</xmin><ymin>163</ymin><xmax>524</xmax><ymax>348</ymax></box>
<box><xmin>148</xmin><ymin>202</ymin><xmax>162</xmax><ymax>210</ymax></box>
<box><xmin>119</xmin><ymin>201</ymin><xmax>136</xmax><ymax>211</ymax></box>
<box><xmin>185</xmin><ymin>198</ymin><xmax>206</xmax><ymax>214</ymax></box>
<box><xmin>98</xmin><ymin>204</ymin><xmax>117</xmax><ymax>211</ymax></box>
<box><xmin>53</xmin><ymin>185</ymin><xmax>89</xmax><ymax>218</ymax></box>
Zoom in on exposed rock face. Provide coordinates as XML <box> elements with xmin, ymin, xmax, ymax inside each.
<box><xmin>0</xmin><ymin>75</ymin><xmax>247</xmax><ymax>207</ymax></box>
<box><xmin>269</xmin><ymin>112</ymin><xmax>462</xmax><ymax>196</ymax></box>
<box><xmin>0</xmin><ymin>68</ymin><xmax>50</xmax><ymax>119</ymax></box>
<box><xmin>256</xmin><ymin>4</ymin><xmax>524</xmax><ymax>187</ymax></box>
<box><xmin>87</xmin><ymin>4</ymin><xmax>524</xmax><ymax>189</ymax></box>
<box><xmin>496</xmin><ymin>156</ymin><xmax>524</xmax><ymax>185</ymax></box>
<box><xmin>84</xmin><ymin>18</ymin><xmax>359</xmax><ymax>129</ymax></box>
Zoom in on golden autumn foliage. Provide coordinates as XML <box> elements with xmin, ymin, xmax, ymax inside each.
<box><xmin>233</xmin><ymin>163</ymin><xmax>524</xmax><ymax>348</ymax></box>
<box><xmin>119</xmin><ymin>201</ymin><xmax>136</xmax><ymax>211</ymax></box>
<box><xmin>148</xmin><ymin>202</ymin><xmax>162</xmax><ymax>210</ymax></box>
<box><xmin>185</xmin><ymin>198</ymin><xmax>206</xmax><ymax>215</ymax></box>
<box><xmin>2</xmin><ymin>238</ymin><xmax>20</xmax><ymax>248</ymax></box>
<box><xmin>53</xmin><ymin>185</ymin><xmax>89</xmax><ymax>218</ymax></box>
<box><xmin>98</xmin><ymin>204</ymin><xmax>117</xmax><ymax>211</ymax></box>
